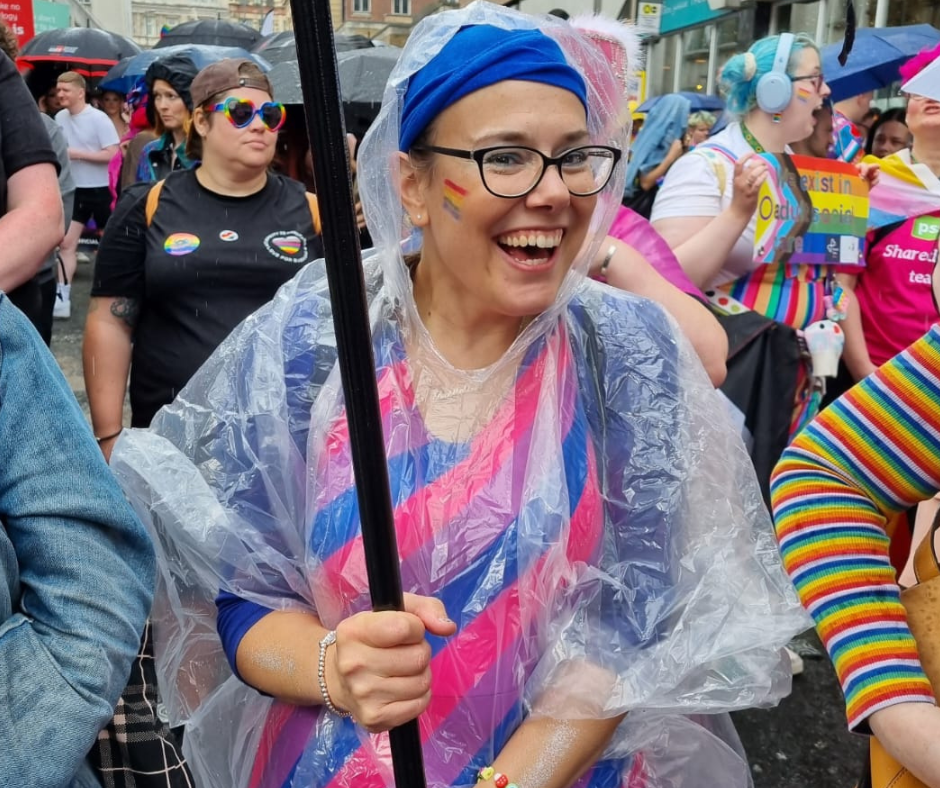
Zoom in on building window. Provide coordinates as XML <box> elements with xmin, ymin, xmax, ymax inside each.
<box><xmin>353</xmin><ymin>0</ymin><xmax>370</xmax><ymax>12</ymax></box>
<box><xmin>392</xmin><ymin>0</ymin><xmax>410</xmax><ymax>13</ymax></box>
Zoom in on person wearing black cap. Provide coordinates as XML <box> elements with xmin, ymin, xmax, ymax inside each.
<box><xmin>136</xmin><ymin>53</ymin><xmax>199</xmax><ymax>182</ymax></box>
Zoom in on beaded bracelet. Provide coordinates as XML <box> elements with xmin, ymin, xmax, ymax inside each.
<box><xmin>477</xmin><ymin>765</ymin><xmax>518</xmax><ymax>788</ymax></box>
<box><xmin>317</xmin><ymin>630</ymin><xmax>351</xmax><ymax>718</ymax></box>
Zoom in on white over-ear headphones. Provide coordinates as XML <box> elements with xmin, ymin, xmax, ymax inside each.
<box><xmin>755</xmin><ymin>33</ymin><xmax>795</xmax><ymax>114</ymax></box>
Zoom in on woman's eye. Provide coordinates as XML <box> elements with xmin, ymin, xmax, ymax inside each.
<box><xmin>562</xmin><ymin>150</ymin><xmax>590</xmax><ymax>167</ymax></box>
<box><xmin>485</xmin><ymin>152</ymin><xmax>525</xmax><ymax>167</ymax></box>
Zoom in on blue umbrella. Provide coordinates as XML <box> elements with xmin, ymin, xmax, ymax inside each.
<box><xmin>636</xmin><ymin>90</ymin><xmax>724</xmax><ymax>114</ymax></box>
<box><xmin>99</xmin><ymin>45</ymin><xmax>271</xmax><ymax>96</ymax></box>
<box><xmin>822</xmin><ymin>24</ymin><xmax>940</xmax><ymax>102</ymax></box>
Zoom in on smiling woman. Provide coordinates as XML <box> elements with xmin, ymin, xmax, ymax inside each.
<box><xmin>109</xmin><ymin>6</ymin><xmax>808</xmax><ymax>788</ymax></box>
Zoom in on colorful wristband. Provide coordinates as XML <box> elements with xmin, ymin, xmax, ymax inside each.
<box><xmin>477</xmin><ymin>766</ymin><xmax>518</xmax><ymax>788</ymax></box>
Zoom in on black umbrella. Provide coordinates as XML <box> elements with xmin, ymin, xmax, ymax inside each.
<box><xmin>268</xmin><ymin>46</ymin><xmax>400</xmax><ymax>138</ymax></box>
<box><xmin>18</xmin><ymin>27</ymin><xmax>142</xmax><ymax>80</ymax></box>
<box><xmin>251</xmin><ymin>30</ymin><xmax>376</xmax><ymax>66</ymax></box>
<box><xmin>337</xmin><ymin>47</ymin><xmax>400</xmax><ymax>104</ymax></box>
<box><xmin>155</xmin><ymin>19</ymin><xmax>261</xmax><ymax>50</ymax></box>
<box><xmin>287</xmin><ymin>0</ymin><xmax>426</xmax><ymax>786</ymax></box>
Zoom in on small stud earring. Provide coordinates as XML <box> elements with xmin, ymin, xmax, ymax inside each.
<box><xmin>415</xmin><ymin>214</ymin><xmax>422</xmax><ymax>221</ymax></box>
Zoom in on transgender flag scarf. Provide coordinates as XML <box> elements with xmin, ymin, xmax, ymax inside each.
<box><xmin>866</xmin><ymin>152</ymin><xmax>940</xmax><ymax>229</ymax></box>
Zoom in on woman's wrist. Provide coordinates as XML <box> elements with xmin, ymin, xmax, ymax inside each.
<box><xmin>592</xmin><ymin>243</ymin><xmax>618</xmax><ymax>282</ymax></box>
<box><xmin>319</xmin><ymin>630</ymin><xmax>351</xmax><ymax>716</ymax></box>
<box><xmin>477</xmin><ymin>765</ymin><xmax>518</xmax><ymax>788</ymax></box>
<box><xmin>94</xmin><ymin>427</ymin><xmax>123</xmax><ymax>444</ymax></box>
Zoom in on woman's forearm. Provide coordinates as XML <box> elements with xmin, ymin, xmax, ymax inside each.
<box><xmin>654</xmin><ymin>210</ymin><xmax>751</xmax><ymax>290</ymax></box>
<box><xmin>597</xmin><ymin>239</ymin><xmax>727</xmax><ymax>385</ymax></box>
<box><xmin>870</xmin><ymin>703</ymin><xmax>940</xmax><ymax>787</ymax></box>
<box><xmin>483</xmin><ymin>713</ymin><xmax>626</xmax><ymax>788</ymax></box>
<box><xmin>236</xmin><ymin>609</ymin><xmax>327</xmax><ymax>706</ymax></box>
<box><xmin>83</xmin><ymin>298</ymin><xmax>134</xmax><ymax>438</ymax></box>
<box><xmin>639</xmin><ymin>159</ymin><xmax>672</xmax><ymax>192</ymax></box>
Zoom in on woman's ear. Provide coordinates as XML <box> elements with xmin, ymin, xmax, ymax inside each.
<box><xmin>192</xmin><ymin>107</ymin><xmax>210</xmax><ymax>138</ymax></box>
<box><xmin>398</xmin><ymin>151</ymin><xmax>429</xmax><ymax>227</ymax></box>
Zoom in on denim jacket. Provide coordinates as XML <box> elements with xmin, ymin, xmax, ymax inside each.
<box><xmin>0</xmin><ymin>295</ymin><xmax>154</xmax><ymax>786</ymax></box>
<box><xmin>135</xmin><ymin>132</ymin><xmax>195</xmax><ymax>184</ymax></box>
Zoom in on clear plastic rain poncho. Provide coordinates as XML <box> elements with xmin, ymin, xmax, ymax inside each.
<box><xmin>111</xmin><ymin>3</ymin><xmax>811</xmax><ymax>787</ymax></box>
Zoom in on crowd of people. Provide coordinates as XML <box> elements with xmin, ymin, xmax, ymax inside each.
<box><xmin>3</xmin><ymin>3</ymin><xmax>940</xmax><ymax>788</ymax></box>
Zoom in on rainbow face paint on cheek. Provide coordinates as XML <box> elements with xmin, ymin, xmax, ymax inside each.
<box><xmin>796</xmin><ymin>85</ymin><xmax>813</xmax><ymax>103</ymax></box>
<box><xmin>442</xmin><ymin>179</ymin><xmax>467</xmax><ymax>220</ymax></box>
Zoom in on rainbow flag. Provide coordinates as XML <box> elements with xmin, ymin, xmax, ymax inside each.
<box><xmin>753</xmin><ymin>154</ymin><xmax>868</xmax><ymax>267</ymax></box>
<box><xmin>866</xmin><ymin>153</ymin><xmax>940</xmax><ymax>229</ymax></box>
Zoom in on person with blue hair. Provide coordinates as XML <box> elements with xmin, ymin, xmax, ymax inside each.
<box><xmin>652</xmin><ymin>33</ymin><xmax>836</xmax><ymax>438</ymax></box>
<box><xmin>109</xmin><ymin>5</ymin><xmax>807</xmax><ymax>788</ymax></box>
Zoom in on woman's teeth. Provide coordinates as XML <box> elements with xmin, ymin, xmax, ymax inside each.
<box><xmin>496</xmin><ymin>229</ymin><xmax>563</xmax><ymax>249</ymax></box>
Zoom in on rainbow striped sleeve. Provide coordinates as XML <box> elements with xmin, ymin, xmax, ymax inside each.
<box><xmin>771</xmin><ymin>325</ymin><xmax>940</xmax><ymax>731</ymax></box>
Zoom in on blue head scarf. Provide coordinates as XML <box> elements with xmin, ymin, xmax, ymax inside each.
<box><xmin>398</xmin><ymin>25</ymin><xmax>588</xmax><ymax>152</ymax></box>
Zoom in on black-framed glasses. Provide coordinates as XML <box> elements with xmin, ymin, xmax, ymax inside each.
<box><xmin>210</xmin><ymin>97</ymin><xmax>286</xmax><ymax>131</ymax></box>
<box><xmin>790</xmin><ymin>73</ymin><xmax>826</xmax><ymax>92</ymax></box>
<box><xmin>414</xmin><ymin>144</ymin><xmax>622</xmax><ymax>198</ymax></box>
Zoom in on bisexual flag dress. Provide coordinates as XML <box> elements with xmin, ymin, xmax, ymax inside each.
<box><xmin>114</xmin><ymin>259</ymin><xmax>809</xmax><ymax>788</ymax></box>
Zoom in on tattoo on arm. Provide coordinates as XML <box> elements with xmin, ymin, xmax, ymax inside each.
<box><xmin>110</xmin><ymin>297</ymin><xmax>140</xmax><ymax>328</ymax></box>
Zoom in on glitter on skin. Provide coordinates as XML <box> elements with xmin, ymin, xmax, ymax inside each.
<box><xmin>246</xmin><ymin>647</ymin><xmax>302</xmax><ymax>696</ymax></box>
<box><xmin>517</xmin><ymin>719</ymin><xmax>578</xmax><ymax>788</ymax></box>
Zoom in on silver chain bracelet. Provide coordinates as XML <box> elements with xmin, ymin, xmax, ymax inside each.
<box><xmin>318</xmin><ymin>630</ymin><xmax>352</xmax><ymax>717</ymax></box>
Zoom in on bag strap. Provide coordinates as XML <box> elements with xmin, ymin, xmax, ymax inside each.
<box><xmin>913</xmin><ymin>507</ymin><xmax>940</xmax><ymax>584</ymax></box>
<box><xmin>145</xmin><ymin>178</ymin><xmax>166</xmax><ymax>227</ymax></box>
<box><xmin>306</xmin><ymin>193</ymin><xmax>322</xmax><ymax>235</ymax></box>
<box><xmin>144</xmin><ymin>180</ymin><xmax>322</xmax><ymax>236</ymax></box>
<box><xmin>696</xmin><ymin>143</ymin><xmax>737</xmax><ymax>197</ymax></box>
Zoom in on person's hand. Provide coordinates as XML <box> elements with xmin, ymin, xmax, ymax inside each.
<box><xmin>664</xmin><ymin>137</ymin><xmax>684</xmax><ymax>165</ymax></box>
<box><xmin>346</xmin><ymin>133</ymin><xmax>359</xmax><ymax>176</ymax></box>
<box><xmin>730</xmin><ymin>152</ymin><xmax>768</xmax><ymax>221</ymax></box>
<box><xmin>327</xmin><ymin>592</ymin><xmax>456</xmax><ymax>733</ymax></box>
<box><xmin>859</xmin><ymin>161</ymin><xmax>880</xmax><ymax>188</ymax></box>
<box><xmin>354</xmin><ymin>198</ymin><xmax>366</xmax><ymax>231</ymax></box>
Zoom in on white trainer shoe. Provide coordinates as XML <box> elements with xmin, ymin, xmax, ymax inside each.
<box><xmin>53</xmin><ymin>283</ymin><xmax>71</xmax><ymax>319</ymax></box>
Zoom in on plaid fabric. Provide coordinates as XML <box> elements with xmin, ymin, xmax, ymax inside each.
<box><xmin>90</xmin><ymin>621</ymin><xmax>194</xmax><ymax>788</ymax></box>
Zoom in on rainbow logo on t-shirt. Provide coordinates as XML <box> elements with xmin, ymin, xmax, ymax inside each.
<box><xmin>263</xmin><ymin>230</ymin><xmax>309</xmax><ymax>263</ymax></box>
<box><xmin>164</xmin><ymin>233</ymin><xmax>200</xmax><ymax>256</ymax></box>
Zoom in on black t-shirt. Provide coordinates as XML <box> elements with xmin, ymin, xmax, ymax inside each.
<box><xmin>92</xmin><ymin>168</ymin><xmax>323</xmax><ymax>427</ymax></box>
<box><xmin>0</xmin><ymin>52</ymin><xmax>58</xmax><ymax>215</ymax></box>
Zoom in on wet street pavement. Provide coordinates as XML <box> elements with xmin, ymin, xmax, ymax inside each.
<box><xmin>50</xmin><ymin>256</ymin><xmax>869</xmax><ymax>788</ymax></box>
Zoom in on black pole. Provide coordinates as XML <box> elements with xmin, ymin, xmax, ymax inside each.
<box><xmin>286</xmin><ymin>3</ymin><xmax>427</xmax><ymax>787</ymax></box>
